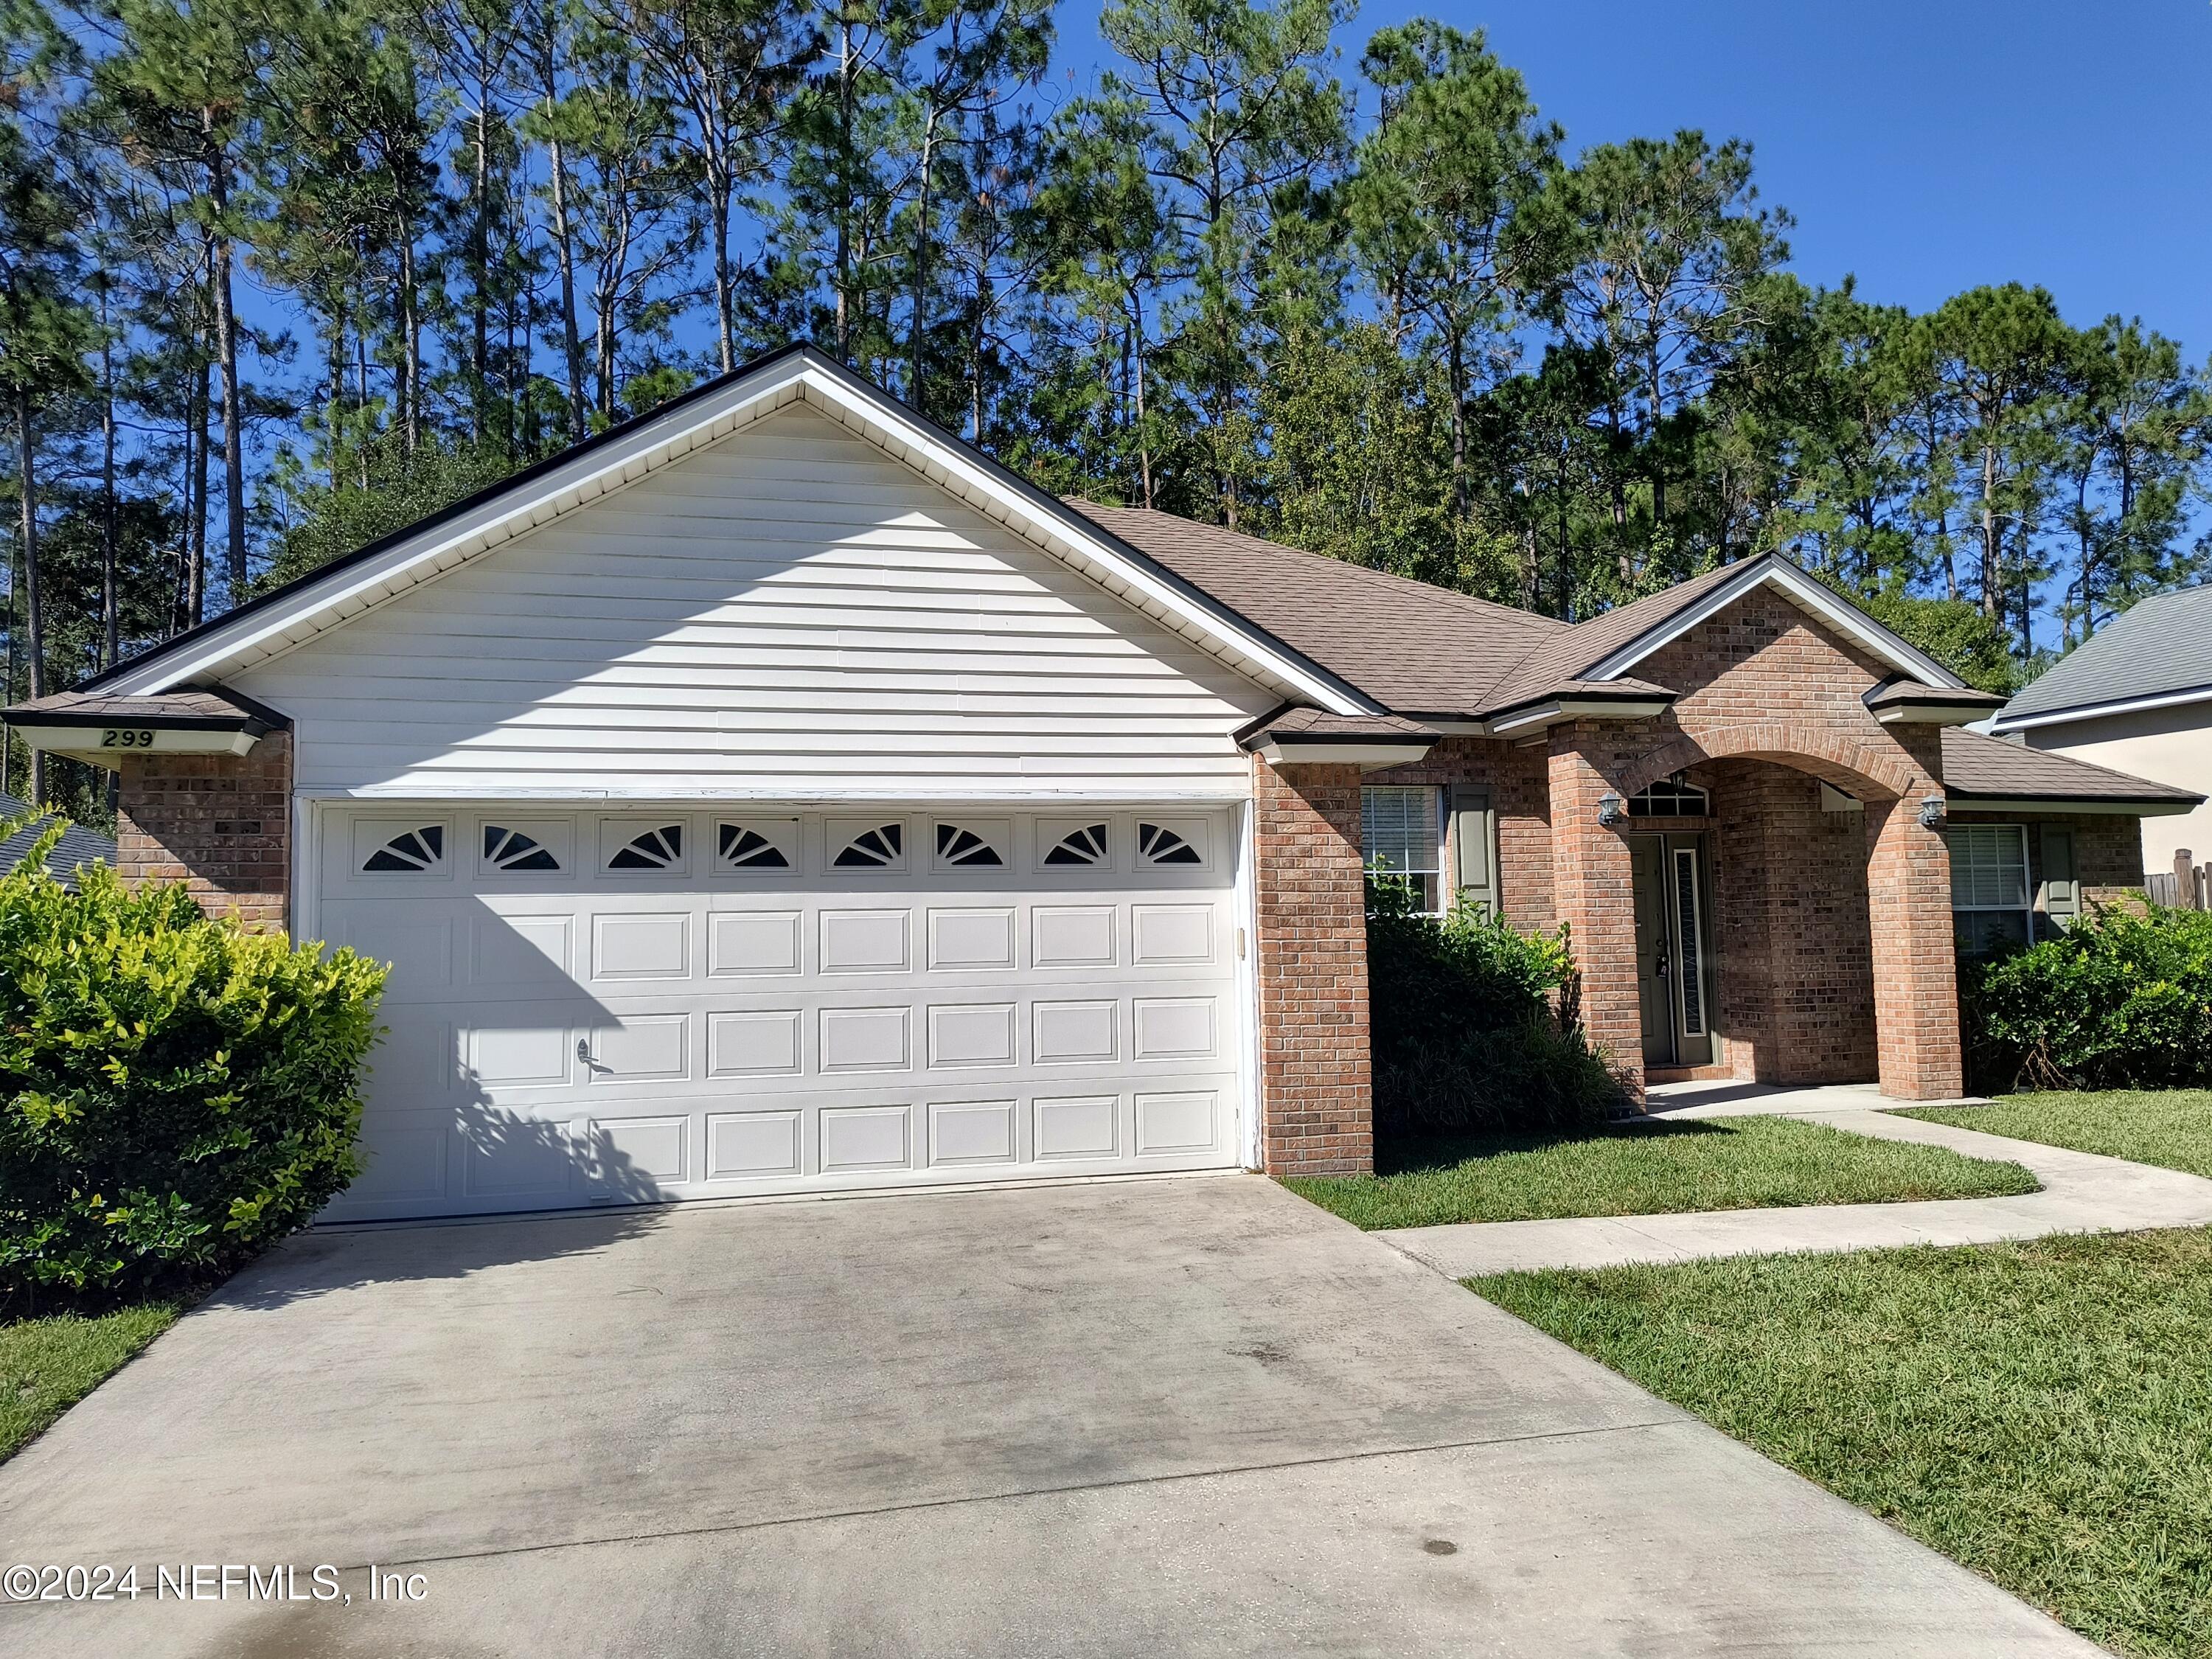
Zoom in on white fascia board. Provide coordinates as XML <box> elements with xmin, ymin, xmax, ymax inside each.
<box><xmin>294</xmin><ymin>783</ymin><xmax>1259</xmax><ymax>804</ymax></box>
<box><xmin>106</xmin><ymin>349</ymin><xmax>1371</xmax><ymax>717</ymax></box>
<box><xmin>1485</xmin><ymin>698</ymin><xmax>1672</xmax><ymax>737</ymax></box>
<box><xmin>1989</xmin><ymin>683</ymin><xmax>2212</xmax><ymax>734</ymax></box>
<box><xmin>1876</xmin><ymin>704</ymin><xmax>2000</xmax><ymax>726</ymax></box>
<box><xmin>1253</xmin><ymin>739</ymin><xmax>1438</xmax><ymax>768</ymax></box>
<box><xmin>1585</xmin><ymin>560</ymin><xmax>1966</xmax><ymax>690</ymax></box>
<box><xmin>10</xmin><ymin>724</ymin><xmax>259</xmax><ymax>762</ymax></box>
<box><xmin>793</xmin><ymin>368</ymin><xmax>1375</xmax><ymax>716</ymax></box>
<box><xmin>1947</xmin><ymin>795</ymin><xmax>2201</xmax><ymax>818</ymax></box>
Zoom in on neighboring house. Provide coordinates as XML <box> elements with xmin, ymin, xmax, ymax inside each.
<box><xmin>0</xmin><ymin>791</ymin><xmax>116</xmax><ymax>888</ymax></box>
<box><xmin>4</xmin><ymin>346</ymin><xmax>2199</xmax><ymax>1221</ymax></box>
<box><xmin>1989</xmin><ymin>582</ymin><xmax>2212</xmax><ymax>877</ymax></box>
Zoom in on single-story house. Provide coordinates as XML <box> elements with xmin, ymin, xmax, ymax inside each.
<box><xmin>0</xmin><ymin>790</ymin><xmax>116</xmax><ymax>888</ymax></box>
<box><xmin>6</xmin><ymin>346</ymin><xmax>2202</xmax><ymax>1220</ymax></box>
<box><xmin>1988</xmin><ymin>582</ymin><xmax>2212</xmax><ymax>883</ymax></box>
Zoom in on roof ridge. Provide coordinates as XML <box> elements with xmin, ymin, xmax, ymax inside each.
<box><xmin>1063</xmin><ymin>501</ymin><xmax>1571</xmax><ymax>634</ymax></box>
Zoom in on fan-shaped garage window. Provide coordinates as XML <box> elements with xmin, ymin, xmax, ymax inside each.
<box><xmin>482</xmin><ymin>825</ymin><xmax>562</xmax><ymax>872</ymax></box>
<box><xmin>832</xmin><ymin>822</ymin><xmax>904</xmax><ymax>869</ymax></box>
<box><xmin>1138</xmin><ymin>822</ymin><xmax>1202</xmax><ymax>866</ymax></box>
<box><xmin>363</xmin><ymin>824</ymin><xmax>445</xmax><ymax>874</ymax></box>
<box><xmin>608</xmin><ymin>824</ymin><xmax>684</xmax><ymax>871</ymax></box>
<box><xmin>718</xmin><ymin>823</ymin><xmax>791</xmax><ymax>869</ymax></box>
<box><xmin>935</xmin><ymin>823</ymin><xmax>1004</xmax><ymax>866</ymax></box>
<box><xmin>1043</xmin><ymin>823</ymin><xmax>1110</xmax><ymax>867</ymax></box>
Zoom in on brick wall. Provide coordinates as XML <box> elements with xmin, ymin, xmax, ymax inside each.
<box><xmin>1704</xmin><ymin>759</ymin><xmax>1878</xmax><ymax>1085</ymax></box>
<box><xmin>1251</xmin><ymin>757</ymin><xmax>1374</xmax><ymax>1175</ymax></box>
<box><xmin>1543</xmin><ymin>589</ymin><xmax>1961</xmax><ymax>1102</ymax></box>
<box><xmin>114</xmin><ymin>734</ymin><xmax>292</xmax><ymax>933</ymax></box>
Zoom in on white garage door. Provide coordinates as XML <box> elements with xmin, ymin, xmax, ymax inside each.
<box><xmin>314</xmin><ymin>806</ymin><xmax>1246</xmax><ymax>1220</ymax></box>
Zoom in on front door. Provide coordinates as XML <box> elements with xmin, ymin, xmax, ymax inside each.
<box><xmin>1630</xmin><ymin>833</ymin><xmax>1714</xmax><ymax>1068</ymax></box>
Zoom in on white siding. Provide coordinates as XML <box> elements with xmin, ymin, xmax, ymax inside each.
<box><xmin>237</xmin><ymin>407</ymin><xmax>1273</xmax><ymax>799</ymax></box>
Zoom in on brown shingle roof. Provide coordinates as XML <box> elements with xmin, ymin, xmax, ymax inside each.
<box><xmin>4</xmin><ymin>686</ymin><xmax>286</xmax><ymax>730</ymax></box>
<box><xmin>1065</xmin><ymin>501</ymin><xmax>1565</xmax><ymax>714</ymax></box>
<box><xmin>1475</xmin><ymin>561</ymin><xmax>1754</xmax><ymax>714</ymax></box>
<box><xmin>1941</xmin><ymin>728</ymin><xmax>2202</xmax><ymax>804</ymax></box>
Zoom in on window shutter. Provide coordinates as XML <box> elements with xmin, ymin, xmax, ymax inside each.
<box><xmin>1451</xmin><ymin>785</ymin><xmax>1498</xmax><ymax>918</ymax></box>
<box><xmin>2038</xmin><ymin>826</ymin><xmax>2079</xmax><ymax>926</ymax></box>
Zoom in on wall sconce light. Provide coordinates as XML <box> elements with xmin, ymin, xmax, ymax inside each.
<box><xmin>1918</xmin><ymin>794</ymin><xmax>1947</xmax><ymax>830</ymax></box>
<box><xmin>1597</xmin><ymin>791</ymin><xmax>1624</xmax><ymax>828</ymax></box>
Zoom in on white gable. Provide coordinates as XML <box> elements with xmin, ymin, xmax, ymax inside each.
<box><xmin>234</xmin><ymin>407</ymin><xmax>1278</xmax><ymax>801</ymax></box>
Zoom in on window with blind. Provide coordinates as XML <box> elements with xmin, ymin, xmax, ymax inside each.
<box><xmin>1362</xmin><ymin>786</ymin><xmax>1444</xmax><ymax>913</ymax></box>
<box><xmin>1946</xmin><ymin>824</ymin><xmax>2031</xmax><ymax>957</ymax></box>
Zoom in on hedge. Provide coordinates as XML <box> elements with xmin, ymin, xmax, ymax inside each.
<box><xmin>0</xmin><ymin>824</ymin><xmax>387</xmax><ymax>1308</ymax></box>
<box><xmin>1366</xmin><ymin>875</ymin><xmax>1624</xmax><ymax>1135</ymax></box>
<box><xmin>1961</xmin><ymin>902</ymin><xmax>2212</xmax><ymax>1093</ymax></box>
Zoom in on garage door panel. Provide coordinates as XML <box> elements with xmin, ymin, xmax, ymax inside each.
<box><xmin>1133</xmin><ymin>997</ymin><xmax>1218</xmax><ymax>1062</ymax></box>
<box><xmin>708</xmin><ymin>910</ymin><xmax>803</xmax><ymax>976</ymax></box>
<box><xmin>928</xmin><ymin>1099</ymin><xmax>1018</xmax><ymax>1167</ymax></box>
<box><xmin>472</xmin><ymin>913</ymin><xmax>573</xmax><ymax>988</ymax></box>
<box><xmin>321</xmin><ymin>804</ymin><xmax>1245</xmax><ymax>1218</ymax></box>
<box><xmin>925</xmin><ymin>907</ymin><xmax>1016</xmax><ymax>972</ymax></box>
<box><xmin>708</xmin><ymin>1008</ymin><xmax>803</xmax><ymax>1077</ymax></box>
<box><xmin>591</xmin><ymin>911</ymin><xmax>692</xmax><ymax>981</ymax></box>
<box><xmin>820</xmin><ymin>1103</ymin><xmax>913</xmax><ymax>1173</ymax></box>
<box><xmin>585</xmin><ymin>1013</ymin><xmax>691</xmax><ymax>1083</ymax></box>
<box><xmin>818</xmin><ymin>1005</ymin><xmax>912</xmax><ymax>1073</ymax></box>
<box><xmin>1032</xmin><ymin>905</ymin><xmax>1117</xmax><ymax>969</ymax></box>
<box><xmin>925</xmin><ymin>1001</ymin><xmax>1018</xmax><ymax>1068</ymax></box>
<box><xmin>818</xmin><ymin>908</ymin><xmax>911</xmax><ymax>973</ymax></box>
<box><xmin>706</xmin><ymin>1110</ymin><xmax>802</xmax><ymax>1180</ymax></box>
<box><xmin>1031</xmin><ymin>998</ymin><xmax>1119</xmax><ymax>1065</ymax></box>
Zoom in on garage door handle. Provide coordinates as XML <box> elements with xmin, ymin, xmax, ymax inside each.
<box><xmin>577</xmin><ymin>1037</ymin><xmax>609</xmax><ymax>1074</ymax></box>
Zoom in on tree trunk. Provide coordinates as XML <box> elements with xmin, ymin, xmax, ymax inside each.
<box><xmin>545</xmin><ymin>123</ymin><xmax>588</xmax><ymax>439</ymax></box>
<box><xmin>100</xmin><ymin>291</ymin><xmax>119</xmax><ymax>673</ymax></box>
<box><xmin>908</xmin><ymin>108</ymin><xmax>940</xmax><ymax>411</ymax></box>
<box><xmin>472</xmin><ymin>92</ymin><xmax>491</xmax><ymax>444</ymax></box>
<box><xmin>1978</xmin><ymin>437</ymin><xmax>2001</xmax><ymax>619</ymax></box>
<box><xmin>188</xmin><ymin>349</ymin><xmax>210</xmax><ymax>630</ymax></box>
<box><xmin>209</xmin><ymin>122</ymin><xmax>248</xmax><ymax>602</ymax></box>
<box><xmin>16</xmin><ymin>389</ymin><xmax>44</xmax><ymax>804</ymax></box>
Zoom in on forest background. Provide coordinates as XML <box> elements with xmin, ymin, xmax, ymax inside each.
<box><xmin>4</xmin><ymin>0</ymin><xmax>2205</xmax><ymax>822</ymax></box>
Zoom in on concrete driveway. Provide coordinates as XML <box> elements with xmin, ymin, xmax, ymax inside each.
<box><xmin>1</xmin><ymin>1175</ymin><xmax>2094</xmax><ymax>1658</ymax></box>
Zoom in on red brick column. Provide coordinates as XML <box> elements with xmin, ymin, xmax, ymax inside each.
<box><xmin>114</xmin><ymin>733</ymin><xmax>292</xmax><ymax>934</ymax></box>
<box><xmin>1548</xmin><ymin>730</ymin><xmax>1644</xmax><ymax>1101</ymax></box>
<box><xmin>1251</xmin><ymin>757</ymin><xmax>1374</xmax><ymax>1175</ymax></box>
<box><xmin>1864</xmin><ymin>793</ymin><xmax>1963</xmax><ymax>1100</ymax></box>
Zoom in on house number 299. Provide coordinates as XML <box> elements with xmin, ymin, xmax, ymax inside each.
<box><xmin>100</xmin><ymin>728</ymin><xmax>156</xmax><ymax>748</ymax></box>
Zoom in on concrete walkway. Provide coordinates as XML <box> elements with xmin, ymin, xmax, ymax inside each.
<box><xmin>1378</xmin><ymin>1085</ymin><xmax>2212</xmax><ymax>1279</ymax></box>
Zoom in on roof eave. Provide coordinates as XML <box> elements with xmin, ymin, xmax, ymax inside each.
<box><xmin>1947</xmin><ymin>793</ymin><xmax>2203</xmax><ymax>818</ymax></box>
<box><xmin>1990</xmin><ymin>681</ymin><xmax>2212</xmax><ymax>734</ymax></box>
<box><xmin>1484</xmin><ymin>695</ymin><xmax>1674</xmax><ymax>737</ymax></box>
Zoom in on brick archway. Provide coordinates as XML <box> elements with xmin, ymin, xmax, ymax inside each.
<box><xmin>1615</xmin><ymin>724</ymin><xmax>1922</xmax><ymax>804</ymax></box>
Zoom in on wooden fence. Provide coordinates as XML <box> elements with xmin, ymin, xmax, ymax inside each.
<box><xmin>2146</xmin><ymin>848</ymin><xmax>2210</xmax><ymax>910</ymax></box>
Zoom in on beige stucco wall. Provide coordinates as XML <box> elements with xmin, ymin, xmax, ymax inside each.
<box><xmin>2023</xmin><ymin>700</ymin><xmax>2212</xmax><ymax>872</ymax></box>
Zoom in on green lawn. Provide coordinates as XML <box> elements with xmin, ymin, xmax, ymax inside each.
<box><xmin>1900</xmin><ymin>1090</ymin><xmax>2212</xmax><ymax>1180</ymax></box>
<box><xmin>1475</xmin><ymin>1229</ymin><xmax>2212</xmax><ymax>1659</ymax></box>
<box><xmin>1281</xmin><ymin>1113</ymin><xmax>2039</xmax><ymax>1230</ymax></box>
<box><xmin>1</xmin><ymin>1301</ymin><xmax>181</xmax><ymax>1464</ymax></box>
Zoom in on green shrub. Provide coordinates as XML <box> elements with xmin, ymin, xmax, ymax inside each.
<box><xmin>1366</xmin><ymin>874</ymin><xmax>1624</xmax><ymax>1135</ymax></box>
<box><xmin>1961</xmin><ymin>902</ymin><xmax>2212</xmax><ymax>1093</ymax></box>
<box><xmin>0</xmin><ymin>826</ymin><xmax>387</xmax><ymax>1309</ymax></box>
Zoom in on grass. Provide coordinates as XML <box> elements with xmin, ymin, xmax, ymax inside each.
<box><xmin>1899</xmin><ymin>1090</ymin><xmax>2212</xmax><ymax>1180</ymax></box>
<box><xmin>1475</xmin><ymin>1228</ymin><xmax>2212</xmax><ymax>1659</ymax></box>
<box><xmin>1280</xmin><ymin>1113</ymin><xmax>2039</xmax><ymax>1229</ymax></box>
<box><xmin>1</xmin><ymin>1298</ymin><xmax>181</xmax><ymax>1464</ymax></box>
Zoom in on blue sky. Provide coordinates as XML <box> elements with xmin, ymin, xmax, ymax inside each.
<box><xmin>1058</xmin><ymin>0</ymin><xmax>2212</xmax><ymax>354</ymax></box>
